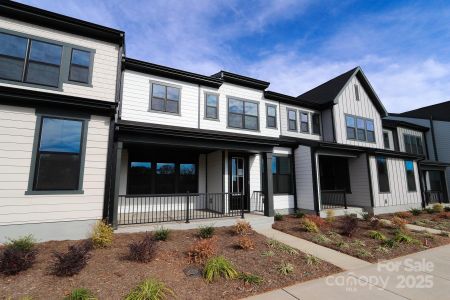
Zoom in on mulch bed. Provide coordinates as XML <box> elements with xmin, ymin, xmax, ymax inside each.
<box><xmin>273</xmin><ymin>215</ymin><xmax>450</xmax><ymax>263</ymax></box>
<box><xmin>380</xmin><ymin>211</ymin><xmax>450</xmax><ymax>232</ymax></box>
<box><xmin>0</xmin><ymin>226</ymin><xmax>340</xmax><ymax>300</ymax></box>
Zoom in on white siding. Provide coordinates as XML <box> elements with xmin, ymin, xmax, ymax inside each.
<box><xmin>397</xmin><ymin>127</ymin><xmax>424</xmax><ymax>153</ymax></box>
<box><xmin>295</xmin><ymin>145</ymin><xmax>315</xmax><ymax>211</ymax></box>
<box><xmin>333</xmin><ymin>76</ymin><xmax>384</xmax><ymax>148</ymax></box>
<box><xmin>369</xmin><ymin>156</ymin><xmax>422</xmax><ymax>207</ymax></box>
<box><xmin>279</xmin><ymin>103</ymin><xmax>322</xmax><ymax>140</ymax></box>
<box><xmin>346</xmin><ymin>153</ymin><xmax>372</xmax><ymax>208</ymax></box>
<box><xmin>0</xmin><ymin>105</ymin><xmax>109</xmax><ymax>225</ymax></box>
<box><xmin>0</xmin><ymin>16</ymin><xmax>119</xmax><ymax>102</ymax></box>
<box><xmin>249</xmin><ymin>154</ymin><xmax>261</xmax><ymax>195</ymax></box>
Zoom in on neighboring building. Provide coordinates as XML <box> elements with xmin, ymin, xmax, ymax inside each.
<box><xmin>387</xmin><ymin>101</ymin><xmax>450</xmax><ymax>205</ymax></box>
<box><xmin>0</xmin><ymin>1</ymin><xmax>124</xmax><ymax>242</ymax></box>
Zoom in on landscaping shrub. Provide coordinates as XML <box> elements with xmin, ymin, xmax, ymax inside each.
<box><xmin>198</xmin><ymin>225</ymin><xmax>215</xmax><ymax>239</ymax></box>
<box><xmin>369</xmin><ymin>217</ymin><xmax>381</xmax><ymax>229</ymax></box>
<box><xmin>432</xmin><ymin>203</ymin><xmax>444</xmax><ymax>213</ymax></box>
<box><xmin>125</xmin><ymin>278</ymin><xmax>174</xmax><ymax>300</ymax></box>
<box><xmin>335</xmin><ymin>241</ymin><xmax>350</xmax><ymax>250</ymax></box>
<box><xmin>203</xmin><ymin>256</ymin><xmax>238</xmax><ymax>283</ymax></box>
<box><xmin>382</xmin><ymin>238</ymin><xmax>398</xmax><ymax>248</ymax></box>
<box><xmin>238</xmin><ymin>272</ymin><xmax>263</xmax><ymax>285</ymax></box>
<box><xmin>409</xmin><ymin>208</ymin><xmax>422</xmax><ymax>216</ymax></box>
<box><xmin>305</xmin><ymin>254</ymin><xmax>321</xmax><ymax>265</ymax></box>
<box><xmin>277</xmin><ymin>262</ymin><xmax>294</xmax><ymax>275</ymax></box>
<box><xmin>325</xmin><ymin>209</ymin><xmax>336</xmax><ymax>223</ymax></box>
<box><xmin>395</xmin><ymin>211</ymin><xmax>412</xmax><ymax>219</ymax></box>
<box><xmin>237</xmin><ymin>236</ymin><xmax>255</xmax><ymax>250</ymax></box>
<box><xmin>127</xmin><ymin>235</ymin><xmax>157</xmax><ymax>263</ymax></box>
<box><xmin>154</xmin><ymin>227</ymin><xmax>170</xmax><ymax>241</ymax></box>
<box><xmin>188</xmin><ymin>237</ymin><xmax>217</xmax><ymax>263</ymax></box>
<box><xmin>5</xmin><ymin>235</ymin><xmax>35</xmax><ymax>252</ymax></box>
<box><xmin>355</xmin><ymin>248</ymin><xmax>373</xmax><ymax>258</ymax></box>
<box><xmin>305</xmin><ymin>215</ymin><xmax>326</xmax><ymax>228</ymax></box>
<box><xmin>294</xmin><ymin>211</ymin><xmax>305</xmax><ymax>218</ymax></box>
<box><xmin>260</xmin><ymin>250</ymin><xmax>274</xmax><ymax>257</ymax></box>
<box><xmin>274</xmin><ymin>212</ymin><xmax>283</xmax><ymax>221</ymax></box>
<box><xmin>91</xmin><ymin>220</ymin><xmax>113</xmax><ymax>249</ymax></box>
<box><xmin>394</xmin><ymin>230</ymin><xmax>419</xmax><ymax>244</ymax></box>
<box><xmin>425</xmin><ymin>207</ymin><xmax>435</xmax><ymax>214</ymax></box>
<box><xmin>359</xmin><ymin>211</ymin><xmax>371</xmax><ymax>221</ymax></box>
<box><xmin>300</xmin><ymin>218</ymin><xmax>319</xmax><ymax>233</ymax></box>
<box><xmin>233</xmin><ymin>220</ymin><xmax>252</xmax><ymax>236</ymax></box>
<box><xmin>50</xmin><ymin>241</ymin><xmax>91</xmax><ymax>276</ymax></box>
<box><xmin>0</xmin><ymin>235</ymin><xmax>37</xmax><ymax>275</ymax></box>
<box><xmin>266</xmin><ymin>239</ymin><xmax>298</xmax><ymax>255</ymax></box>
<box><xmin>312</xmin><ymin>234</ymin><xmax>332</xmax><ymax>245</ymax></box>
<box><xmin>391</xmin><ymin>216</ymin><xmax>408</xmax><ymax>230</ymax></box>
<box><xmin>64</xmin><ymin>288</ymin><xmax>97</xmax><ymax>300</ymax></box>
<box><xmin>340</xmin><ymin>215</ymin><xmax>358</xmax><ymax>237</ymax></box>
<box><xmin>368</xmin><ymin>230</ymin><xmax>386</xmax><ymax>241</ymax></box>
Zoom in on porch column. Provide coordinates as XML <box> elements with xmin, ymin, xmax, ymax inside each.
<box><xmin>262</xmin><ymin>152</ymin><xmax>274</xmax><ymax>217</ymax></box>
<box><xmin>110</xmin><ymin>141</ymin><xmax>122</xmax><ymax>229</ymax></box>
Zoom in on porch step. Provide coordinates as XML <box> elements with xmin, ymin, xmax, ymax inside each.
<box><xmin>319</xmin><ymin>206</ymin><xmax>364</xmax><ymax>218</ymax></box>
<box><xmin>115</xmin><ymin>213</ymin><xmax>274</xmax><ymax>234</ymax></box>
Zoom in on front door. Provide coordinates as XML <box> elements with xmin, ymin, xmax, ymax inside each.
<box><xmin>230</xmin><ymin>156</ymin><xmax>249</xmax><ymax>210</ymax></box>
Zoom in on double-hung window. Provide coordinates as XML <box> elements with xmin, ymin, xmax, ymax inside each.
<box><xmin>376</xmin><ymin>156</ymin><xmax>390</xmax><ymax>193</ymax></box>
<box><xmin>205</xmin><ymin>93</ymin><xmax>219</xmax><ymax>119</ymax></box>
<box><xmin>266</xmin><ymin>104</ymin><xmax>277</xmax><ymax>128</ymax></box>
<box><xmin>404</xmin><ymin>160</ymin><xmax>417</xmax><ymax>192</ymax></box>
<box><xmin>346</xmin><ymin>115</ymin><xmax>375</xmax><ymax>142</ymax></box>
<box><xmin>312</xmin><ymin>113</ymin><xmax>321</xmax><ymax>135</ymax></box>
<box><xmin>403</xmin><ymin>134</ymin><xmax>424</xmax><ymax>155</ymax></box>
<box><xmin>272</xmin><ymin>155</ymin><xmax>293</xmax><ymax>194</ymax></box>
<box><xmin>287</xmin><ymin>109</ymin><xmax>297</xmax><ymax>131</ymax></box>
<box><xmin>383</xmin><ymin>131</ymin><xmax>390</xmax><ymax>149</ymax></box>
<box><xmin>69</xmin><ymin>49</ymin><xmax>91</xmax><ymax>84</ymax></box>
<box><xmin>32</xmin><ymin>117</ymin><xmax>85</xmax><ymax>191</ymax></box>
<box><xmin>366</xmin><ymin>120</ymin><xmax>375</xmax><ymax>142</ymax></box>
<box><xmin>228</xmin><ymin>98</ymin><xmax>259</xmax><ymax>130</ymax></box>
<box><xmin>300</xmin><ymin>112</ymin><xmax>309</xmax><ymax>133</ymax></box>
<box><xmin>151</xmin><ymin>83</ymin><xmax>181</xmax><ymax>114</ymax></box>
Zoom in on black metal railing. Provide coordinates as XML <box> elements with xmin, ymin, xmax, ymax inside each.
<box><xmin>251</xmin><ymin>191</ymin><xmax>264</xmax><ymax>213</ymax></box>
<box><xmin>321</xmin><ymin>190</ymin><xmax>347</xmax><ymax>209</ymax></box>
<box><xmin>425</xmin><ymin>190</ymin><xmax>445</xmax><ymax>205</ymax></box>
<box><xmin>118</xmin><ymin>192</ymin><xmax>245</xmax><ymax>225</ymax></box>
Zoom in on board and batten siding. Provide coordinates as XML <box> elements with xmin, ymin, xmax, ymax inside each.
<box><xmin>279</xmin><ymin>103</ymin><xmax>322</xmax><ymax>140</ymax></box>
<box><xmin>369</xmin><ymin>156</ymin><xmax>422</xmax><ymax>208</ymax></box>
<box><xmin>295</xmin><ymin>145</ymin><xmax>315</xmax><ymax>211</ymax></box>
<box><xmin>0</xmin><ymin>16</ymin><xmax>119</xmax><ymax>102</ymax></box>
<box><xmin>383</xmin><ymin>129</ymin><xmax>395</xmax><ymax>151</ymax></box>
<box><xmin>0</xmin><ymin>104</ymin><xmax>109</xmax><ymax>225</ymax></box>
<box><xmin>333</xmin><ymin>76</ymin><xmax>384</xmax><ymax>148</ymax></box>
<box><xmin>397</xmin><ymin>127</ymin><xmax>424</xmax><ymax>153</ymax></box>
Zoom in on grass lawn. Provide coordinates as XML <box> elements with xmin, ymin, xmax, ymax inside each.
<box><xmin>0</xmin><ymin>224</ymin><xmax>340</xmax><ymax>300</ymax></box>
<box><xmin>273</xmin><ymin>214</ymin><xmax>450</xmax><ymax>263</ymax></box>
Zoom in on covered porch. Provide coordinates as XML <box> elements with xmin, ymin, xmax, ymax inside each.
<box><xmin>420</xmin><ymin>161</ymin><xmax>449</xmax><ymax>206</ymax></box>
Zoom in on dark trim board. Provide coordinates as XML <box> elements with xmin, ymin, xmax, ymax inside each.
<box><xmin>264</xmin><ymin>91</ymin><xmax>324</xmax><ymax>110</ymax></box>
<box><xmin>310</xmin><ymin>147</ymin><xmax>320</xmax><ymax>215</ymax></box>
<box><xmin>366</xmin><ymin>154</ymin><xmax>375</xmax><ymax>207</ymax></box>
<box><xmin>212</xmin><ymin>71</ymin><xmax>269</xmax><ymax>90</ymax></box>
<box><xmin>382</xmin><ymin>119</ymin><xmax>429</xmax><ymax>132</ymax></box>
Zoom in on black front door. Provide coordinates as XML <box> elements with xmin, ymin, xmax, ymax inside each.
<box><xmin>229</xmin><ymin>155</ymin><xmax>250</xmax><ymax>211</ymax></box>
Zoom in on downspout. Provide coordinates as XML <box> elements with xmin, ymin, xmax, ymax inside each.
<box><xmin>330</xmin><ymin>105</ymin><xmax>337</xmax><ymax>143</ymax></box>
<box><xmin>430</xmin><ymin>116</ymin><xmax>439</xmax><ymax>161</ymax></box>
<box><xmin>417</xmin><ymin>157</ymin><xmax>426</xmax><ymax>208</ymax></box>
<box><xmin>310</xmin><ymin>147</ymin><xmax>320</xmax><ymax>215</ymax></box>
<box><xmin>197</xmin><ymin>84</ymin><xmax>201</xmax><ymax>129</ymax></box>
<box><xmin>291</xmin><ymin>146</ymin><xmax>298</xmax><ymax>212</ymax></box>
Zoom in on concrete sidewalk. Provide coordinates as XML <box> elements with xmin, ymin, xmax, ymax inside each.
<box><xmin>245</xmin><ymin>244</ymin><xmax>450</xmax><ymax>300</ymax></box>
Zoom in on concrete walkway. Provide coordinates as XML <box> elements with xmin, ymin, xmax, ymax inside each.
<box><xmin>379</xmin><ymin>218</ymin><xmax>446</xmax><ymax>235</ymax></box>
<box><xmin>253</xmin><ymin>226</ymin><xmax>371</xmax><ymax>270</ymax></box>
<box><xmin>245</xmin><ymin>243</ymin><xmax>450</xmax><ymax>300</ymax></box>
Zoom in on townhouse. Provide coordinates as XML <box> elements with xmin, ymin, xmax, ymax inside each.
<box><xmin>0</xmin><ymin>1</ymin><xmax>448</xmax><ymax>242</ymax></box>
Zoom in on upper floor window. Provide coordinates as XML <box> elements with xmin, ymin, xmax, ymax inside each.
<box><xmin>354</xmin><ymin>84</ymin><xmax>360</xmax><ymax>101</ymax></box>
<box><xmin>266</xmin><ymin>104</ymin><xmax>277</xmax><ymax>128</ymax></box>
<box><xmin>150</xmin><ymin>83</ymin><xmax>181</xmax><ymax>114</ymax></box>
<box><xmin>69</xmin><ymin>49</ymin><xmax>91</xmax><ymax>84</ymax></box>
<box><xmin>383</xmin><ymin>131</ymin><xmax>390</xmax><ymax>149</ymax></box>
<box><xmin>228</xmin><ymin>98</ymin><xmax>259</xmax><ymax>130</ymax></box>
<box><xmin>287</xmin><ymin>109</ymin><xmax>297</xmax><ymax>131</ymax></box>
<box><xmin>404</xmin><ymin>160</ymin><xmax>417</xmax><ymax>192</ymax></box>
<box><xmin>300</xmin><ymin>112</ymin><xmax>309</xmax><ymax>133</ymax></box>
<box><xmin>346</xmin><ymin>115</ymin><xmax>375</xmax><ymax>142</ymax></box>
<box><xmin>205</xmin><ymin>93</ymin><xmax>219</xmax><ymax>119</ymax></box>
<box><xmin>272</xmin><ymin>155</ymin><xmax>293</xmax><ymax>194</ymax></box>
<box><xmin>312</xmin><ymin>113</ymin><xmax>321</xmax><ymax>135</ymax></box>
<box><xmin>376</xmin><ymin>156</ymin><xmax>390</xmax><ymax>193</ymax></box>
<box><xmin>403</xmin><ymin>134</ymin><xmax>423</xmax><ymax>155</ymax></box>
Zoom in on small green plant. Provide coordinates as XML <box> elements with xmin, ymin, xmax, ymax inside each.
<box><xmin>409</xmin><ymin>208</ymin><xmax>422</xmax><ymax>216</ymax></box>
<box><xmin>277</xmin><ymin>262</ymin><xmax>294</xmax><ymax>275</ymax></box>
<box><xmin>294</xmin><ymin>211</ymin><xmax>305</xmax><ymax>218</ymax></box>
<box><xmin>376</xmin><ymin>246</ymin><xmax>391</xmax><ymax>254</ymax></box>
<box><xmin>1</xmin><ymin>235</ymin><xmax>38</xmax><ymax>275</ymax></box>
<box><xmin>312</xmin><ymin>234</ymin><xmax>332</xmax><ymax>245</ymax></box>
<box><xmin>125</xmin><ymin>278</ymin><xmax>174</xmax><ymax>300</ymax></box>
<box><xmin>91</xmin><ymin>220</ymin><xmax>114</xmax><ymax>249</ymax></box>
<box><xmin>203</xmin><ymin>256</ymin><xmax>238</xmax><ymax>283</ymax></box>
<box><xmin>261</xmin><ymin>250</ymin><xmax>275</xmax><ymax>257</ymax></box>
<box><xmin>198</xmin><ymin>225</ymin><xmax>215</xmax><ymax>239</ymax></box>
<box><xmin>266</xmin><ymin>239</ymin><xmax>298</xmax><ymax>255</ymax></box>
<box><xmin>238</xmin><ymin>272</ymin><xmax>263</xmax><ymax>285</ymax></box>
<box><xmin>432</xmin><ymin>203</ymin><xmax>444</xmax><ymax>213</ymax></box>
<box><xmin>274</xmin><ymin>212</ymin><xmax>283</xmax><ymax>221</ymax></box>
<box><xmin>368</xmin><ymin>230</ymin><xmax>386</xmax><ymax>241</ymax></box>
<box><xmin>359</xmin><ymin>211</ymin><xmax>371</xmax><ymax>221</ymax></box>
<box><xmin>327</xmin><ymin>231</ymin><xmax>342</xmax><ymax>241</ymax></box>
<box><xmin>335</xmin><ymin>241</ymin><xmax>350</xmax><ymax>250</ymax></box>
<box><xmin>301</xmin><ymin>218</ymin><xmax>319</xmax><ymax>233</ymax></box>
<box><xmin>394</xmin><ymin>230</ymin><xmax>419</xmax><ymax>244</ymax></box>
<box><xmin>5</xmin><ymin>235</ymin><xmax>36</xmax><ymax>252</ymax></box>
<box><xmin>425</xmin><ymin>207</ymin><xmax>435</xmax><ymax>214</ymax></box>
<box><xmin>351</xmin><ymin>239</ymin><xmax>366</xmax><ymax>248</ymax></box>
<box><xmin>154</xmin><ymin>227</ymin><xmax>170</xmax><ymax>241</ymax></box>
<box><xmin>64</xmin><ymin>288</ymin><xmax>97</xmax><ymax>300</ymax></box>
<box><xmin>355</xmin><ymin>248</ymin><xmax>373</xmax><ymax>258</ymax></box>
<box><xmin>305</xmin><ymin>254</ymin><xmax>321</xmax><ymax>265</ymax></box>
<box><xmin>382</xmin><ymin>238</ymin><xmax>398</xmax><ymax>248</ymax></box>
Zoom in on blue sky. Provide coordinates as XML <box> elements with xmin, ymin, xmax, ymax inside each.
<box><xmin>19</xmin><ymin>0</ymin><xmax>450</xmax><ymax>112</ymax></box>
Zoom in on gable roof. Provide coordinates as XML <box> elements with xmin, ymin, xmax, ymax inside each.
<box><xmin>395</xmin><ymin>100</ymin><xmax>450</xmax><ymax>122</ymax></box>
<box><xmin>297</xmin><ymin>66</ymin><xmax>388</xmax><ymax>117</ymax></box>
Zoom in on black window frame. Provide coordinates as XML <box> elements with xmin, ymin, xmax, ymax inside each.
<box><xmin>403</xmin><ymin>134</ymin><xmax>424</xmax><ymax>155</ymax></box>
<box><xmin>376</xmin><ymin>156</ymin><xmax>390</xmax><ymax>193</ymax></box>
<box><xmin>287</xmin><ymin>108</ymin><xmax>297</xmax><ymax>131</ymax></box>
<box><xmin>345</xmin><ymin>114</ymin><xmax>376</xmax><ymax>143</ymax></box>
<box><xmin>26</xmin><ymin>114</ymin><xmax>89</xmax><ymax>195</ymax></box>
<box><xmin>272</xmin><ymin>155</ymin><xmax>294</xmax><ymax>195</ymax></box>
<box><xmin>227</xmin><ymin>97</ymin><xmax>259</xmax><ymax>131</ymax></box>
<box><xmin>68</xmin><ymin>48</ymin><xmax>93</xmax><ymax>84</ymax></box>
<box><xmin>149</xmin><ymin>81</ymin><xmax>181</xmax><ymax>114</ymax></box>
<box><xmin>266</xmin><ymin>104</ymin><xmax>277</xmax><ymax>129</ymax></box>
<box><xmin>404</xmin><ymin>160</ymin><xmax>417</xmax><ymax>192</ymax></box>
<box><xmin>300</xmin><ymin>111</ymin><xmax>309</xmax><ymax>133</ymax></box>
<box><xmin>383</xmin><ymin>131</ymin><xmax>390</xmax><ymax>149</ymax></box>
<box><xmin>311</xmin><ymin>113</ymin><xmax>321</xmax><ymax>135</ymax></box>
<box><xmin>204</xmin><ymin>92</ymin><xmax>219</xmax><ymax>120</ymax></box>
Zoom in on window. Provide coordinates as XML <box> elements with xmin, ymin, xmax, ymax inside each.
<box><xmin>346</xmin><ymin>115</ymin><xmax>375</xmax><ymax>142</ymax></box>
<box><xmin>354</xmin><ymin>84</ymin><xmax>360</xmax><ymax>101</ymax></box>
<box><xmin>428</xmin><ymin>171</ymin><xmax>443</xmax><ymax>191</ymax></box>
<box><xmin>312</xmin><ymin>113</ymin><xmax>321</xmax><ymax>135</ymax></box>
<box><xmin>32</xmin><ymin>117</ymin><xmax>84</xmax><ymax>191</ymax></box>
<box><xmin>69</xmin><ymin>49</ymin><xmax>91</xmax><ymax>83</ymax></box>
<box><xmin>287</xmin><ymin>109</ymin><xmax>297</xmax><ymax>131</ymax></box>
<box><xmin>403</xmin><ymin>134</ymin><xmax>423</xmax><ymax>155</ymax></box>
<box><xmin>266</xmin><ymin>104</ymin><xmax>277</xmax><ymax>128</ymax></box>
<box><xmin>383</xmin><ymin>131</ymin><xmax>390</xmax><ymax>149</ymax></box>
<box><xmin>228</xmin><ymin>98</ymin><xmax>258</xmax><ymax>130</ymax></box>
<box><xmin>128</xmin><ymin>162</ymin><xmax>152</xmax><ymax>194</ymax></box>
<box><xmin>272</xmin><ymin>156</ymin><xmax>293</xmax><ymax>194</ymax></box>
<box><xmin>155</xmin><ymin>163</ymin><xmax>176</xmax><ymax>194</ymax></box>
<box><xmin>376</xmin><ymin>157</ymin><xmax>390</xmax><ymax>193</ymax></box>
<box><xmin>151</xmin><ymin>83</ymin><xmax>180</xmax><ymax>114</ymax></box>
<box><xmin>0</xmin><ymin>32</ymin><xmax>28</xmax><ymax>81</ymax></box>
<box><xmin>179</xmin><ymin>163</ymin><xmax>197</xmax><ymax>193</ymax></box>
<box><xmin>404</xmin><ymin>160</ymin><xmax>417</xmax><ymax>192</ymax></box>
<box><xmin>205</xmin><ymin>93</ymin><xmax>219</xmax><ymax>119</ymax></box>
<box><xmin>300</xmin><ymin>112</ymin><xmax>309</xmax><ymax>133</ymax></box>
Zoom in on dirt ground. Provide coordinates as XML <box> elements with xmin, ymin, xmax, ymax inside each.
<box><xmin>0</xmin><ymin>226</ymin><xmax>341</xmax><ymax>300</ymax></box>
<box><xmin>273</xmin><ymin>215</ymin><xmax>450</xmax><ymax>263</ymax></box>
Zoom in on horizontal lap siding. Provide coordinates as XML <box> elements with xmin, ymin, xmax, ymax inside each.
<box><xmin>0</xmin><ymin>16</ymin><xmax>119</xmax><ymax>102</ymax></box>
<box><xmin>0</xmin><ymin>105</ymin><xmax>109</xmax><ymax>225</ymax></box>
<box><xmin>295</xmin><ymin>146</ymin><xmax>315</xmax><ymax>210</ymax></box>
<box><xmin>274</xmin><ymin>195</ymin><xmax>294</xmax><ymax>210</ymax></box>
<box><xmin>279</xmin><ymin>103</ymin><xmax>322</xmax><ymax>141</ymax></box>
<box><xmin>369</xmin><ymin>156</ymin><xmax>421</xmax><ymax>207</ymax></box>
<box><xmin>334</xmin><ymin>76</ymin><xmax>384</xmax><ymax>149</ymax></box>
